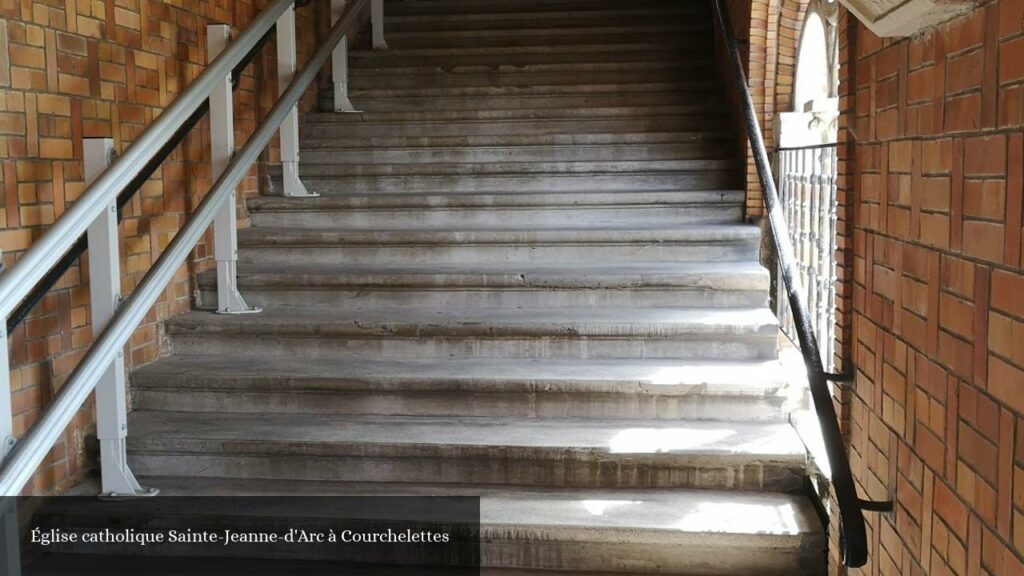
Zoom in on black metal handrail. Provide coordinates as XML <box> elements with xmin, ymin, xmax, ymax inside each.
<box><xmin>709</xmin><ymin>0</ymin><xmax>890</xmax><ymax>568</ymax></box>
<box><xmin>4</xmin><ymin>20</ymin><xmax>284</xmax><ymax>335</ymax></box>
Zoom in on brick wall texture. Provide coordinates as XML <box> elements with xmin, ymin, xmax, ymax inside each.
<box><xmin>837</xmin><ymin>0</ymin><xmax>1024</xmax><ymax>573</ymax></box>
<box><xmin>0</xmin><ymin>0</ymin><xmax>322</xmax><ymax>495</ymax></box>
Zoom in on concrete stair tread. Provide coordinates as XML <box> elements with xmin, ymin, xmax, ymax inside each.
<box><xmin>349</xmin><ymin>43</ymin><xmax>707</xmax><ymax>59</ymax></box>
<box><xmin>165</xmin><ymin>305</ymin><xmax>779</xmax><ymax>338</ymax></box>
<box><xmin>126</xmin><ymin>411</ymin><xmax>807</xmax><ymax>464</ymax></box>
<box><xmin>293</xmin><ymin>141</ymin><xmax>733</xmax><ymax>163</ymax></box>
<box><xmin>386</xmin><ymin>24</ymin><xmax>698</xmax><ymax>39</ymax></box>
<box><xmin>299</xmin><ymin>132</ymin><xmax>734</xmax><ymax>149</ymax></box>
<box><xmin>349</xmin><ymin>59</ymin><xmax>712</xmax><ymax>76</ymax></box>
<box><xmin>69</xmin><ymin>476</ymin><xmax>820</xmax><ymax>538</ymax></box>
<box><xmin>132</xmin><ymin>354</ymin><xmax>789</xmax><ymax>396</ymax></box>
<box><xmin>350</xmin><ymin>82</ymin><xmax>715</xmax><ymax>98</ymax></box>
<box><xmin>305</xmin><ymin>112</ymin><xmax>723</xmax><ymax>126</ymax></box>
<box><xmin>43</xmin><ymin>478</ymin><xmax>822</xmax><ymax>574</ymax></box>
<box><xmin>237</xmin><ymin>224</ymin><xmax>761</xmax><ymax>244</ymax></box>
<box><xmin>305</xmin><ymin>106</ymin><xmax>727</xmax><ymax>123</ymax></box>
<box><xmin>273</xmin><ymin>160</ymin><xmax>737</xmax><ymax>178</ymax></box>
<box><xmin>196</xmin><ymin>261</ymin><xmax>768</xmax><ymax>289</ymax></box>
<box><xmin>248</xmin><ymin>189</ymin><xmax>745</xmax><ymax>209</ymax></box>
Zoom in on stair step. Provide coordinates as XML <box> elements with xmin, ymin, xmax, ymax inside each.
<box><xmin>234</xmin><ymin>224</ymin><xmax>761</xmax><ymax>265</ymax></box>
<box><xmin>165</xmin><ymin>305</ymin><xmax>778</xmax><ymax>360</ymax></box>
<box><xmin>309</xmin><ymin>104</ymin><xmax>727</xmax><ymax>123</ymax></box>
<box><xmin>270</xmin><ymin>160</ymin><xmax>737</xmax><ymax>179</ymax></box>
<box><xmin>350</xmin><ymin>59</ymin><xmax>710</xmax><ymax>79</ymax></box>
<box><xmin>249</xmin><ymin>189</ymin><xmax>745</xmax><ymax>209</ymax></box>
<box><xmin>299</xmin><ymin>130</ymin><xmax>733</xmax><ymax>149</ymax></box>
<box><xmin>249</xmin><ymin>196</ymin><xmax>742</xmax><ymax>229</ymax></box>
<box><xmin>350</xmin><ymin>42</ymin><xmax>709</xmax><ymax>61</ymax></box>
<box><xmin>384</xmin><ymin>30</ymin><xmax>704</xmax><ymax>51</ymax></box>
<box><xmin>332</xmin><ymin>90</ymin><xmax>718</xmax><ymax>113</ymax></box>
<box><xmin>350</xmin><ymin>48</ymin><xmax>687</xmax><ymax>70</ymax></box>
<box><xmin>382</xmin><ymin>0</ymin><xmax>695</xmax><ymax>17</ymax></box>
<box><xmin>348</xmin><ymin>70</ymin><xmax>700</xmax><ymax>90</ymax></box>
<box><xmin>295</xmin><ymin>142</ymin><xmax>734</xmax><ymax>165</ymax></box>
<box><xmin>126</xmin><ymin>412</ymin><xmax>807</xmax><ymax>490</ymax></box>
<box><xmin>198</xmin><ymin>260</ymin><xmax>767</xmax><ymax>308</ymax></box>
<box><xmin>46</xmin><ymin>478</ymin><xmax>824</xmax><ymax>575</ymax></box>
<box><xmin>134</xmin><ymin>354</ymin><xmax>792</xmax><ymax>421</ymax></box>
<box><xmin>271</xmin><ymin>174</ymin><xmax>740</xmax><ymax>196</ymax></box>
<box><xmin>299</xmin><ymin>117</ymin><xmax>731</xmax><ymax>140</ymax></box>
<box><xmin>388</xmin><ymin>13</ymin><xmax>698</xmax><ymax>34</ymax></box>
<box><xmin>349</xmin><ymin>81</ymin><xmax>717</xmax><ymax>99</ymax></box>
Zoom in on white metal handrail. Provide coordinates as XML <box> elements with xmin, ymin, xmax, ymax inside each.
<box><xmin>0</xmin><ymin>0</ymin><xmax>295</xmax><ymax>322</ymax></box>
<box><xmin>0</xmin><ymin>0</ymin><xmax>372</xmax><ymax>497</ymax></box>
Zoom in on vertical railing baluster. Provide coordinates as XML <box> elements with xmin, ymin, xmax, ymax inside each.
<box><xmin>0</xmin><ymin>267</ymin><xmax>11</xmax><ymax>462</ymax></box>
<box><xmin>276</xmin><ymin>4</ymin><xmax>317</xmax><ymax>197</ymax></box>
<box><xmin>84</xmin><ymin>138</ymin><xmax>156</xmax><ymax>498</ymax></box>
<box><xmin>1</xmin><ymin>252</ymin><xmax>16</xmax><ymax>576</ymax></box>
<box><xmin>372</xmin><ymin>0</ymin><xmax>388</xmax><ymax>49</ymax></box>
<box><xmin>208</xmin><ymin>25</ymin><xmax>261</xmax><ymax>315</ymax></box>
<box><xmin>332</xmin><ymin>0</ymin><xmax>360</xmax><ymax>112</ymax></box>
<box><xmin>775</xmin><ymin>145</ymin><xmax>839</xmax><ymax>369</ymax></box>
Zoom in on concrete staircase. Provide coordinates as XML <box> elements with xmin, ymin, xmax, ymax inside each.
<box><xmin>72</xmin><ymin>0</ymin><xmax>826</xmax><ymax>573</ymax></box>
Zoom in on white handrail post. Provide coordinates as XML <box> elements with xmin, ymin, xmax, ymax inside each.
<box><xmin>208</xmin><ymin>24</ymin><xmax>261</xmax><ymax>314</ymax></box>
<box><xmin>371</xmin><ymin>0</ymin><xmax>388</xmax><ymax>49</ymax></box>
<box><xmin>83</xmin><ymin>138</ymin><xmax>156</xmax><ymax>498</ymax></box>
<box><xmin>276</xmin><ymin>6</ymin><xmax>317</xmax><ymax>196</ymax></box>
<box><xmin>0</xmin><ymin>259</ymin><xmax>20</xmax><ymax>575</ymax></box>
<box><xmin>0</xmin><ymin>258</ymin><xmax>11</xmax><ymax>463</ymax></box>
<box><xmin>332</xmin><ymin>0</ymin><xmax>360</xmax><ymax>112</ymax></box>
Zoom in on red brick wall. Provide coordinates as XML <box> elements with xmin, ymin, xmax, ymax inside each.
<box><xmin>837</xmin><ymin>0</ymin><xmax>1024</xmax><ymax>572</ymax></box>
<box><xmin>0</xmin><ymin>0</ymin><xmax>322</xmax><ymax>495</ymax></box>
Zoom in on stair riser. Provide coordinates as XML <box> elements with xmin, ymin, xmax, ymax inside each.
<box><xmin>249</xmin><ymin>190</ymin><xmax>745</xmax><ymax>209</ymax></box>
<box><xmin>299</xmin><ymin>132</ymin><xmax>732</xmax><ymax>149</ymax></box>
<box><xmin>249</xmin><ymin>206</ymin><xmax>740</xmax><ymax>227</ymax></box>
<box><xmin>310</xmin><ymin>105</ymin><xmax>727</xmax><ymax>123</ymax></box>
<box><xmin>322</xmin><ymin>93</ymin><xmax>717</xmax><ymax>113</ymax></box>
<box><xmin>348</xmin><ymin>69</ymin><xmax>701</xmax><ymax>90</ymax></box>
<box><xmin>350</xmin><ymin>50</ymin><xmax>688</xmax><ymax>70</ymax></box>
<box><xmin>134</xmin><ymin>388</ymin><xmax>789</xmax><ymax>422</ymax></box>
<box><xmin>383</xmin><ymin>0</ymin><xmax>695</xmax><ymax>16</ymax></box>
<box><xmin>168</xmin><ymin>333</ymin><xmax>778</xmax><ymax>361</ymax></box>
<box><xmin>350</xmin><ymin>59</ymin><xmax>707</xmax><ymax>79</ymax></box>
<box><xmin>198</xmin><ymin>286</ymin><xmax>768</xmax><ymax>309</ymax></box>
<box><xmin>387</xmin><ymin>11</ymin><xmax>702</xmax><ymax>31</ymax></box>
<box><xmin>271</xmin><ymin>161</ymin><xmax>736</xmax><ymax>178</ymax></box>
<box><xmin>39</xmin><ymin>539</ymin><xmax>817</xmax><ymax>576</ymax></box>
<box><xmin>350</xmin><ymin>82</ymin><xmax>716</xmax><ymax>99</ymax></box>
<box><xmin>303</xmin><ymin>114</ymin><xmax>729</xmax><ymax>137</ymax></box>
<box><xmin>386</xmin><ymin>34</ymin><xmax>707</xmax><ymax>51</ymax></box>
<box><xmin>128</xmin><ymin>453</ymin><xmax>801</xmax><ymax>491</ymax></box>
<box><xmin>274</xmin><ymin>174</ymin><xmax>740</xmax><ymax>195</ymax></box>
<box><xmin>296</xmin><ymin>143</ymin><xmax>734</xmax><ymax>164</ymax></box>
<box><xmin>236</xmin><ymin>242</ymin><xmax>760</xmax><ymax>266</ymax></box>
<box><xmin>300</xmin><ymin>117</ymin><xmax>727</xmax><ymax>139</ymax></box>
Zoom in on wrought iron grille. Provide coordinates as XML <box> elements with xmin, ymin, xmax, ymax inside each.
<box><xmin>776</xmin><ymin>144</ymin><xmax>839</xmax><ymax>371</ymax></box>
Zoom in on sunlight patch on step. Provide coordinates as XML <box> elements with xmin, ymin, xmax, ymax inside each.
<box><xmin>608</xmin><ymin>427</ymin><xmax>736</xmax><ymax>453</ymax></box>
<box><xmin>579</xmin><ymin>499</ymin><xmax>645</xmax><ymax>516</ymax></box>
<box><xmin>674</xmin><ymin>501</ymin><xmax>801</xmax><ymax>534</ymax></box>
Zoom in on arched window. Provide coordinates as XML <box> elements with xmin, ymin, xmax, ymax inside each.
<box><xmin>793</xmin><ymin>11</ymin><xmax>830</xmax><ymax>111</ymax></box>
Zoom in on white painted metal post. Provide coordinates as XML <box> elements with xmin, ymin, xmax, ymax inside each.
<box><xmin>276</xmin><ymin>7</ymin><xmax>317</xmax><ymax>196</ymax></box>
<box><xmin>0</xmin><ymin>495</ymin><xmax>17</xmax><ymax>576</ymax></box>
<box><xmin>332</xmin><ymin>0</ymin><xmax>359</xmax><ymax>113</ymax></box>
<box><xmin>0</xmin><ymin>250</ymin><xmax>19</xmax><ymax>574</ymax></box>
<box><xmin>371</xmin><ymin>0</ymin><xmax>388</xmax><ymax>49</ymax></box>
<box><xmin>208</xmin><ymin>24</ymin><xmax>261</xmax><ymax>314</ymax></box>
<box><xmin>83</xmin><ymin>138</ymin><xmax>156</xmax><ymax>498</ymax></box>
<box><xmin>0</xmin><ymin>256</ymin><xmax>11</xmax><ymax>462</ymax></box>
